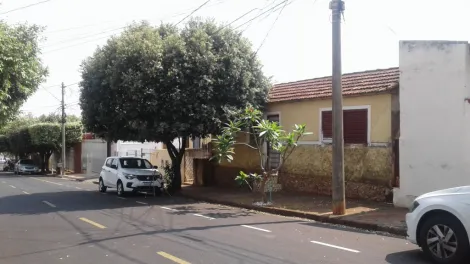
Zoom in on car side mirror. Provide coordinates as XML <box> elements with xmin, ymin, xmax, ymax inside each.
<box><xmin>153</xmin><ymin>165</ymin><xmax>158</xmax><ymax>169</ymax></box>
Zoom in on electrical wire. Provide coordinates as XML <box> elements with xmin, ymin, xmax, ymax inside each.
<box><xmin>238</xmin><ymin>0</ymin><xmax>279</xmax><ymax>32</ymax></box>
<box><xmin>0</xmin><ymin>0</ymin><xmax>52</xmax><ymax>15</ymax></box>
<box><xmin>41</xmin><ymin>26</ymin><xmax>125</xmax><ymax>48</ymax></box>
<box><xmin>39</xmin><ymin>86</ymin><xmax>61</xmax><ymax>102</ymax></box>
<box><xmin>253</xmin><ymin>0</ymin><xmax>290</xmax><ymax>56</ymax></box>
<box><xmin>175</xmin><ymin>0</ymin><xmax>212</xmax><ymax>26</ymax></box>
<box><xmin>233</xmin><ymin>0</ymin><xmax>288</xmax><ymax>31</ymax></box>
<box><xmin>41</xmin><ymin>1</ymin><xmax>221</xmax><ymax>54</ymax></box>
<box><xmin>42</xmin><ymin>34</ymin><xmax>115</xmax><ymax>54</ymax></box>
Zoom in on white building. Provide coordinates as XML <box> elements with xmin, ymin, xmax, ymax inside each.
<box><xmin>394</xmin><ymin>40</ymin><xmax>470</xmax><ymax>207</ymax></box>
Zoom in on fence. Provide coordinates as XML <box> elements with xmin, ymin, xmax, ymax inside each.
<box><xmin>114</xmin><ymin>148</ymin><xmax>154</xmax><ymax>160</ymax></box>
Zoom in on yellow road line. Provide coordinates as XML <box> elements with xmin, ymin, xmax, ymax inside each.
<box><xmin>79</xmin><ymin>217</ymin><xmax>106</xmax><ymax>229</ymax></box>
<box><xmin>157</xmin><ymin>251</ymin><xmax>191</xmax><ymax>264</ymax></box>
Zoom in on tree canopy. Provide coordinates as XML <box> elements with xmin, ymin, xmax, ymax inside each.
<box><xmin>0</xmin><ymin>22</ymin><xmax>48</xmax><ymax>125</ymax></box>
<box><xmin>0</xmin><ymin>113</ymin><xmax>83</xmax><ymax>171</ymax></box>
<box><xmin>79</xmin><ymin>19</ymin><xmax>271</xmax><ymax>190</ymax></box>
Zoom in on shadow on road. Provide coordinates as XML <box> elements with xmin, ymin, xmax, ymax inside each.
<box><xmin>385</xmin><ymin>250</ymin><xmax>431</xmax><ymax>264</ymax></box>
<box><xmin>299</xmin><ymin>221</ymin><xmax>374</xmax><ymax>235</ymax></box>
<box><xmin>168</xmin><ymin>204</ymin><xmax>257</xmax><ymax>219</ymax></box>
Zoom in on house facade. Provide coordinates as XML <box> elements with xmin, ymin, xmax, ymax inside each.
<box><xmin>212</xmin><ymin>68</ymin><xmax>400</xmax><ymax>202</ymax></box>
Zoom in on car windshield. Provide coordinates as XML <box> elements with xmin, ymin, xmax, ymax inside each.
<box><xmin>20</xmin><ymin>160</ymin><xmax>34</xmax><ymax>165</ymax></box>
<box><xmin>119</xmin><ymin>158</ymin><xmax>152</xmax><ymax>169</ymax></box>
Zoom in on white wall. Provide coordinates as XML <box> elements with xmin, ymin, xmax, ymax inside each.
<box><xmin>114</xmin><ymin>140</ymin><xmax>161</xmax><ymax>160</ymax></box>
<box><xmin>81</xmin><ymin>139</ymin><xmax>110</xmax><ymax>175</ymax></box>
<box><xmin>394</xmin><ymin>40</ymin><xmax>470</xmax><ymax>207</ymax></box>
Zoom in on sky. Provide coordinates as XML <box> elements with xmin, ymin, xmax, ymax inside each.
<box><xmin>1</xmin><ymin>0</ymin><xmax>469</xmax><ymax>117</ymax></box>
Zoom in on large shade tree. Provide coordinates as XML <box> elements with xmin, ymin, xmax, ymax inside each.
<box><xmin>80</xmin><ymin>19</ymin><xmax>270</xmax><ymax>191</ymax></box>
<box><xmin>0</xmin><ymin>22</ymin><xmax>48</xmax><ymax>125</ymax></box>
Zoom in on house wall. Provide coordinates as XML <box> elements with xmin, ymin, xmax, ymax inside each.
<box><xmin>267</xmin><ymin>93</ymin><xmax>392</xmax><ymax>144</ymax></box>
<box><xmin>394</xmin><ymin>40</ymin><xmax>470</xmax><ymax>208</ymax></box>
<box><xmin>150</xmin><ymin>137</ymin><xmax>211</xmax><ymax>184</ymax></box>
<box><xmin>212</xmin><ymin>94</ymin><xmax>394</xmax><ymax>201</ymax></box>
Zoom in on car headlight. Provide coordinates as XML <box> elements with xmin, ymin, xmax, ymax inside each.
<box><xmin>409</xmin><ymin>200</ymin><xmax>420</xmax><ymax>213</ymax></box>
<box><xmin>122</xmin><ymin>173</ymin><xmax>136</xmax><ymax>180</ymax></box>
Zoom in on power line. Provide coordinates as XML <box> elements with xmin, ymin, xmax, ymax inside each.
<box><xmin>41</xmin><ymin>26</ymin><xmax>125</xmax><ymax>48</ymax></box>
<box><xmin>41</xmin><ymin>1</ymin><xmax>224</xmax><ymax>54</ymax></box>
<box><xmin>0</xmin><ymin>0</ymin><xmax>52</xmax><ymax>15</ymax></box>
<box><xmin>175</xmin><ymin>0</ymin><xmax>212</xmax><ymax>26</ymax></box>
<box><xmin>39</xmin><ymin>85</ymin><xmax>61</xmax><ymax>102</ymax></box>
<box><xmin>253</xmin><ymin>0</ymin><xmax>290</xmax><ymax>56</ymax></box>
<box><xmin>233</xmin><ymin>0</ymin><xmax>289</xmax><ymax>31</ymax></box>
<box><xmin>42</xmin><ymin>35</ymin><xmax>114</xmax><ymax>54</ymax></box>
<box><xmin>238</xmin><ymin>0</ymin><xmax>279</xmax><ymax>32</ymax></box>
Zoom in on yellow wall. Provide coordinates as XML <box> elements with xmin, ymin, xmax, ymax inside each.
<box><xmin>267</xmin><ymin>94</ymin><xmax>392</xmax><ymax>143</ymax></box>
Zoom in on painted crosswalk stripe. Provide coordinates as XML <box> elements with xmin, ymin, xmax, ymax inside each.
<box><xmin>241</xmin><ymin>225</ymin><xmax>271</xmax><ymax>233</ymax></box>
<box><xmin>160</xmin><ymin>206</ymin><xmax>178</xmax><ymax>211</ymax></box>
<box><xmin>22</xmin><ymin>191</ymin><xmax>30</xmax><ymax>195</ymax></box>
<box><xmin>157</xmin><ymin>251</ymin><xmax>191</xmax><ymax>264</ymax></box>
<box><xmin>310</xmin><ymin>240</ymin><xmax>360</xmax><ymax>253</ymax></box>
<box><xmin>42</xmin><ymin>201</ymin><xmax>56</xmax><ymax>208</ymax></box>
<box><xmin>9</xmin><ymin>185</ymin><xmax>16</xmax><ymax>189</ymax></box>
<box><xmin>79</xmin><ymin>217</ymin><xmax>106</xmax><ymax>229</ymax></box>
<box><xmin>193</xmin><ymin>214</ymin><xmax>215</xmax><ymax>220</ymax></box>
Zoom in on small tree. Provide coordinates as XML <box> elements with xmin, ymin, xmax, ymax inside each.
<box><xmin>28</xmin><ymin>123</ymin><xmax>61</xmax><ymax>172</ymax></box>
<box><xmin>212</xmin><ymin>106</ymin><xmax>311</xmax><ymax>204</ymax></box>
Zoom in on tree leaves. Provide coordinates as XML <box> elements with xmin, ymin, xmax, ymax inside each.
<box><xmin>0</xmin><ymin>117</ymin><xmax>83</xmax><ymax>156</ymax></box>
<box><xmin>0</xmin><ymin>22</ymin><xmax>48</xmax><ymax>125</ymax></box>
<box><xmin>79</xmin><ymin>18</ymin><xmax>271</xmax><ymax>190</ymax></box>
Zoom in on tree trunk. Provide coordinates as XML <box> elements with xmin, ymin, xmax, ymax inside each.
<box><xmin>165</xmin><ymin>138</ymin><xmax>187</xmax><ymax>192</ymax></box>
<box><xmin>45</xmin><ymin>151</ymin><xmax>53</xmax><ymax>173</ymax></box>
<box><xmin>259</xmin><ymin>175</ymin><xmax>269</xmax><ymax>203</ymax></box>
<box><xmin>106</xmin><ymin>140</ymin><xmax>112</xmax><ymax>157</ymax></box>
<box><xmin>40</xmin><ymin>152</ymin><xmax>46</xmax><ymax>173</ymax></box>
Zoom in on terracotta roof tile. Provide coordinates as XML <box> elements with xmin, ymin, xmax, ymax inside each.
<box><xmin>269</xmin><ymin>67</ymin><xmax>399</xmax><ymax>103</ymax></box>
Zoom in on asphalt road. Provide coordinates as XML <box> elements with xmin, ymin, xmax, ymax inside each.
<box><xmin>0</xmin><ymin>172</ymin><xmax>432</xmax><ymax>264</ymax></box>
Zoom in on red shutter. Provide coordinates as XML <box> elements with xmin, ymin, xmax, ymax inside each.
<box><xmin>321</xmin><ymin>111</ymin><xmax>333</xmax><ymax>138</ymax></box>
<box><xmin>344</xmin><ymin>109</ymin><xmax>368</xmax><ymax>144</ymax></box>
<box><xmin>321</xmin><ymin>109</ymin><xmax>368</xmax><ymax>144</ymax></box>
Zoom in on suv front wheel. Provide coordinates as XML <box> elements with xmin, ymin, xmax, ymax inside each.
<box><xmin>117</xmin><ymin>181</ymin><xmax>125</xmax><ymax>197</ymax></box>
<box><xmin>98</xmin><ymin>178</ymin><xmax>107</xmax><ymax>193</ymax></box>
<box><xmin>419</xmin><ymin>214</ymin><xmax>469</xmax><ymax>264</ymax></box>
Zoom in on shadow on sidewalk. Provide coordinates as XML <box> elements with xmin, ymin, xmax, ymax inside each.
<box><xmin>385</xmin><ymin>250</ymin><xmax>431</xmax><ymax>264</ymax></box>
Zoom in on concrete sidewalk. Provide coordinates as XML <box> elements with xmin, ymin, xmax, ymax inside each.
<box><xmin>59</xmin><ymin>173</ymin><xmax>99</xmax><ymax>182</ymax></box>
<box><xmin>180</xmin><ymin>185</ymin><xmax>407</xmax><ymax>236</ymax></box>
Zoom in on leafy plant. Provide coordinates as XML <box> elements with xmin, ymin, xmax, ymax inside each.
<box><xmin>212</xmin><ymin>106</ymin><xmax>311</xmax><ymax>204</ymax></box>
<box><xmin>0</xmin><ymin>22</ymin><xmax>48</xmax><ymax>125</ymax></box>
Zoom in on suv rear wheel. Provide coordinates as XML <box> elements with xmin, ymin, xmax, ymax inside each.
<box><xmin>419</xmin><ymin>214</ymin><xmax>469</xmax><ymax>264</ymax></box>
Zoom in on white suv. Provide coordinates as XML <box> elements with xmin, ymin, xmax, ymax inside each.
<box><xmin>98</xmin><ymin>156</ymin><xmax>164</xmax><ymax>196</ymax></box>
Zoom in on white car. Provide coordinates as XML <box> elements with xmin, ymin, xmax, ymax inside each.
<box><xmin>98</xmin><ymin>156</ymin><xmax>164</xmax><ymax>196</ymax></box>
<box><xmin>14</xmin><ymin>159</ymin><xmax>40</xmax><ymax>175</ymax></box>
<box><xmin>406</xmin><ymin>186</ymin><xmax>470</xmax><ymax>264</ymax></box>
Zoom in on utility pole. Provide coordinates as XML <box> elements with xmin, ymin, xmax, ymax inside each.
<box><xmin>61</xmin><ymin>82</ymin><xmax>66</xmax><ymax>176</ymax></box>
<box><xmin>329</xmin><ymin>0</ymin><xmax>346</xmax><ymax>215</ymax></box>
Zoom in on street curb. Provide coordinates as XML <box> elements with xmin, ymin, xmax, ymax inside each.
<box><xmin>58</xmin><ymin>175</ymin><xmax>85</xmax><ymax>182</ymax></box>
<box><xmin>180</xmin><ymin>193</ymin><xmax>407</xmax><ymax>237</ymax></box>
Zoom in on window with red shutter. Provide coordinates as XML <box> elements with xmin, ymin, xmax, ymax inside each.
<box><xmin>321</xmin><ymin>108</ymin><xmax>368</xmax><ymax>144</ymax></box>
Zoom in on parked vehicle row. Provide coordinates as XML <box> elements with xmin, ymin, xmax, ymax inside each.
<box><xmin>99</xmin><ymin>156</ymin><xmax>164</xmax><ymax>196</ymax></box>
